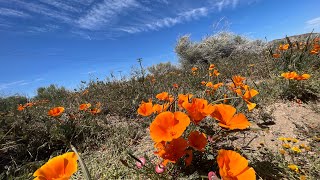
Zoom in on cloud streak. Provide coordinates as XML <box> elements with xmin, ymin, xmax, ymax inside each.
<box><xmin>0</xmin><ymin>0</ymin><xmax>243</xmax><ymax>38</ymax></box>
<box><xmin>77</xmin><ymin>0</ymin><xmax>142</xmax><ymax>30</ymax></box>
<box><xmin>306</xmin><ymin>17</ymin><xmax>320</xmax><ymax>29</ymax></box>
<box><xmin>0</xmin><ymin>7</ymin><xmax>31</xmax><ymax>18</ymax></box>
<box><xmin>118</xmin><ymin>7</ymin><xmax>208</xmax><ymax>33</ymax></box>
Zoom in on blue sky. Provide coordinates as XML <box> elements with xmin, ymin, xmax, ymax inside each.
<box><xmin>0</xmin><ymin>0</ymin><xmax>319</xmax><ymax>97</ymax></box>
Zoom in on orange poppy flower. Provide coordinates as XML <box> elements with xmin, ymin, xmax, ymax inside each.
<box><xmin>48</xmin><ymin>107</ymin><xmax>65</xmax><ymax>117</ymax></box>
<box><xmin>281</xmin><ymin>72</ymin><xmax>298</xmax><ymax>79</ymax></box>
<box><xmin>152</xmin><ymin>103</ymin><xmax>169</xmax><ymax>114</ymax></box>
<box><xmin>211</xmin><ymin>104</ymin><xmax>250</xmax><ymax>130</ymax></box>
<box><xmin>156</xmin><ymin>92</ymin><xmax>169</xmax><ymax>101</ymax></box>
<box><xmin>150</xmin><ymin>111</ymin><xmax>190</xmax><ymax>142</ymax></box>
<box><xmin>33</xmin><ymin>152</ymin><xmax>78</xmax><ymax>180</ymax></box>
<box><xmin>279</xmin><ymin>44</ymin><xmax>289</xmax><ymax>50</ymax></box>
<box><xmin>182</xmin><ymin>98</ymin><xmax>215</xmax><ymax>125</ymax></box>
<box><xmin>206</xmin><ymin>82</ymin><xmax>214</xmax><ymax>88</ymax></box>
<box><xmin>173</xmin><ymin>83</ymin><xmax>179</xmax><ymax>88</ymax></box>
<box><xmin>154</xmin><ymin>137</ymin><xmax>188</xmax><ymax>166</ymax></box>
<box><xmin>232</xmin><ymin>76</ymin><xmax>246</xmax><ymax>87</ymax></box>
<box><xmin>24</xmin><ymin>102</ymin><xmax>34</xmax><ymax>108</ymax></box>
<box><xmin>209</xmin><ymin>64</ymin><xmax>215</xmax><ymax>70</ymax></box>
<box><xmin>294</xmin><ymin>74</ymin><xmax>311</xmax><ymax>80</ymax></box>
<box><xmin>201</xmin><ymin>81</ymin><xmax>207</xmax><ymax>85</ymax></box>
<box><xmin>217</xmin><ymin>149</ymin><xmax>256</xmax><ymax>180</ymax></box>
<box><xmin>213</xmin><ymin>69</ymin><xmax>220</xmax><ymax>76</ymax></box>
<box><xmin>178</xmin><ymin>94</ymin><xmax>193</xmax><ymax>109</ymax></box>
<box><xmin>213</xmin><ymin>83</ymin><xmax>223</xmax><ymax>90</ymax></box>
<box><xmin>17</xmin><ymin>104</ymin><xmax>25</xmax><ymax>111</ymax></box>
<box><xmin>242</xmin><ymin>88</ymin><xmax>259</xmax><ymax>111</ymax></box>
<box><xmin>188</xmin><ymin>131</ymin><xmax>207</xmax><ymax>151</ymax></box>
<box><xmin>191</xmin><ymin>67</ymin><xmax>198</xmax><ymax>72</ymax></box>
<box><xmin>273</xmin><ymin>53</ymin><xmax>281</xmax><ymax>58</ymax></box>
<box><xmin>79</xmin><ymin>103</ymin><xmax>91</xmax><ymax>111</ymax></box>
<box><xmin>90</xmin><ymin>108</ymin><xmax>101</xmax><ymax>115</ymax></box>
<box><xmin>137</xmin><ymin>100</ymin><xmax>153</xmax><ymax>116</ymax></box>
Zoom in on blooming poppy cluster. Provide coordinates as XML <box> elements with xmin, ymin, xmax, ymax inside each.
<box><xmin>137</xmin><ymin>92</ymin><xmax>174</xmax><ymax>117</ymax></box>
<box><xmin>79</xmin><ymin>102</ymin><xmax>102</xmax><ymax>115</ymax></box>
<box><xmin>281</xmin><ymin>71</ymin><xmax>311</xmax><ymax>80</ymax></box>
<box><xmin>138</xmin><ymin>93</ymin><xmax>252</xmax><ymax>173</ymax></box>
<box><xmin>228</xmin><ymin>75</ymin><xmax>259</xmax><ymax>111</ymax></box>
<box><xmin>17</xmin><ymin>99</ymin><xmax>49</xmax><ymax>111</ymax></box>
<box><xmin>138</xmin><ymin>69</ymin><xmax>255</xmax><ymax>178</ymax></box>
<box><xmin>208</xmin><ymin>64</ymin><xmax>220</xmax><ymax>77</ymax></box>
<box><xmin>310</xmin><ymin>37</ymin><xmax>320</xmax><ymax>54</ymax></box>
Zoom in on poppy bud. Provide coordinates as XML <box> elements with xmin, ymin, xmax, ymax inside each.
<box><xmin>208</xmin><ymin>171</ymin><xmax>219</xmax><ymax>180</ymax></box>
<box><xmin>135</xmin><ymin>157</ymin><xmax>146</xmax><ymax>169</ymax></box>
<box><xmin>155</xmin><ymin>164</ymin><xmax>166</xmax><ymax>174</ymax></box>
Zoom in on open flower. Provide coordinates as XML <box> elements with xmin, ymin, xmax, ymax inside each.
<box><xmin>217</xmin><ymin>149</ymin><xmax>256</xmax><ymax>180</ymax></box>
<box><xmin>213</xmin><ymin>69</ymin><xmax>220</xmax><ymax>76</ymax></box>
<box><xmin>156</xmin><ymin>92</ymin><xmax>169</xmax><ymax>101</ymax></box>
<box><xmin>178</xmin><ymin>94</ymin><xmax>193</xmax><ymax>109</ymax></box>
<box><xmin>137</xmin><ymin>100</ymin><xmax>153</xmax><ymax>116</ymax></box>
<box><xmin>150</xmin><ymin>111</ymin><xmax>190</xmax><ymax>142</ymax></box>
<box><xmin>211</xmin><ymin>104</ymin><xmax>250</xmax><ymax>130</ymax></box>
<box><xmin>48</xmin><ymin>107</ymin><xmax>65</xmax><ymax>117</ymax></box>
<box><xmin>79</xmin><ymin>103</ymin><xmax>91</xmax><ymax>111</ymax></box>
<box><xmin>17</xmin><ymin>104</ymin><xmax>25</xmax><ymax>111</ymax></box>
<box><xmin>209</xmin><ymin>64</ymin><xmax>215</xmax><ymax>70</ymax></box>
<box><xmin>182</xmin><ymin>98</ymin><xmax>215</xmax><ymax>125</ymax></box>
<box><xmin>152</xmin><ymin>103</ymin><xmax>169</xmax><ymax>114</ymax></box>
<box><xmin>281</xmin><ymin>72</ymin><xmax>298</xmax><ymax>79</ymax></box>
<box><xmin>294</xmin><ymin>74</ymin><xmax>310</xmax><ymax>80</ymax></box>
<box><xmin>154</xmin><ymin>137</ymin><xmax>188</xmax><ymax>166</ymax></box>
<box><xmin>242</xmin><ymin>88</ymin><xmax>259</xmax><ymax>111</ymax></box>
<box><xmin>279</xmin><ymin>44</ymin><xmax>289</xmax><ymax>50</ymax></box>
<box><xmin>232</xmin><ymin>76</ymin><xmax>246</xmax><ymax>87</ymax></box>
<box><xmin>188</xmin><ymin>131</ymin><xmax>207</xmax><ymax>151</ymax></box>
<box><xmin>33</xmin><ymin>152</ymin><xmax>78</xmax><ymax>180</ymax></box>
<box><xmin>191</xmin><ymin>67</ymin><xmax>198</xmax><ymax>72</ymax></box>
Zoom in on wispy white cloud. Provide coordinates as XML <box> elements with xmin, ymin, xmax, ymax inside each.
<box><xmin>0</xmin><ymin>7</ymin><xmax>31</xmax><ymax>18</ymax></box>
<box><xmin>0</xmin><ymin>0</ymin><xmax>244</xmax><ymax>38</ymax></box>
<box><xmin>214</xmin><ymin>0</ymin><xmax>239</xmax><ymax>11</ymax></box>
<box><xmin>28</xmin><ymin>24</ymin><xmax>60</xmax><ymax>33</ymax></box>
<box><xmin>8</xmin><ymin>0</ymin><xmax>73</xmax><ymax>23</ymax></box>
<box><xmin>0</xmin><ymin>80</ymin><xmax>26</xmax><ymax>90</ymax></box>
<box><xmin>77</xmin><ymin>0</ymin><xmax>142</xmax><ymax>30</ymax></box>
<box><xmin>0</xmin><ymin>78</ymin><xmax>46</xmax><ymax>90</ymax></box>
<box><xmin>306</xmin><ymin>17</ymin><xmax>320</xmax><ymax>29</ymax></box>
<box><xmin>118</xmin><ymin>7</ymin><xmax>208</xmax><ymax>33</ymax></box>
<box><xmin>38</xmin><ymin>0</ymin><xmax>81</xmax><ymax>13</ymax></box>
